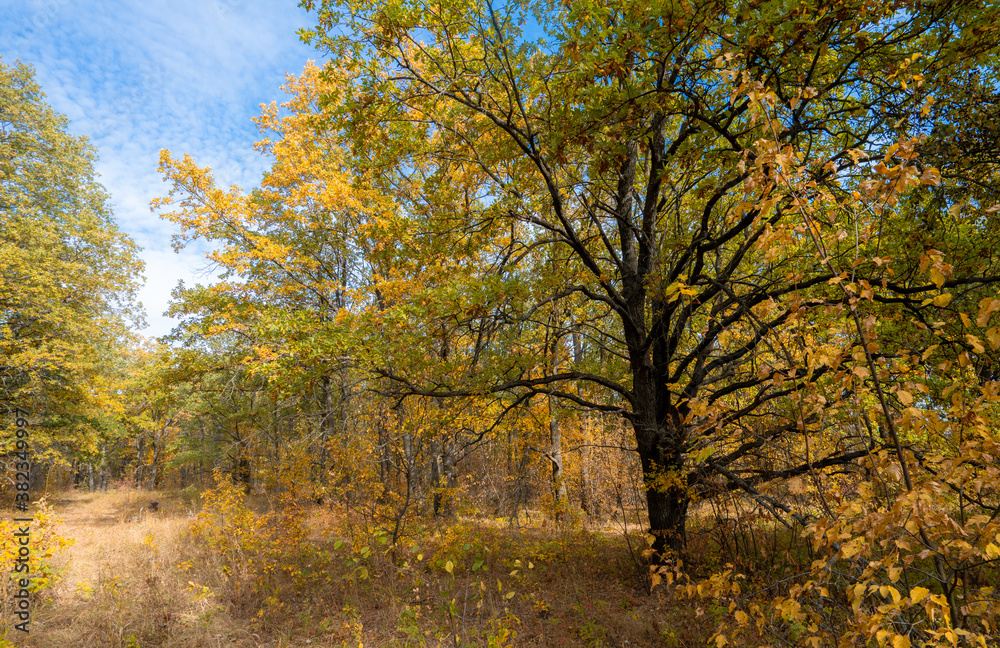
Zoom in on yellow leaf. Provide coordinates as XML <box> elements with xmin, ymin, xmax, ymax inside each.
<box><xmin>734</xmin><ymin>610</ymin><xmax>749</xmax><ymax>625</ymax></box>
<box><xmin>910</xmin><ymin>586</ymin><xmax>930</xmax><ymax>603</ymax></box>
<box><xmin>932</xmin><ymin>293</ymin><xmax>952</xmax><ymax>307</ymax></box>
<box><xmin>893</xmin><ymin>635</ymin><xmax>911</xmax><ymax>648</ymax></box>
<box><xmin>715</xmin><ymin>635</ymin><xmax>728</xmax><ymax>647</ymax></box>
<box><xmin>445</xmin><ymin>560</ymin><xmax>454</xmax><ymax>574</ymax></box>
<box><xmin>920</xmin><ymin>97</ymin><xmax>935</xmax><ymax>118</ymax></box>
<box><xmin>692</xmin><ymin>445</ymin><xmax>716</xmax><ymax>464</ymax></box>
<box><xmin>929</xmin><ymin>268</ymin><xmax>946</xmax><ymax>289</ymax></box>
<box><xmin>978</xmin><ymin>298</ymin><xmax>1000</xmax><ymax>327</ymax></box>
<box><xmin>896</xmin><ymin>390</ymin><xmax>913</xmax><ymax>406</ymax></box>
<box><xmin>987</xmin><ymin>328</ymin><xmax>1000</xmax><ymax>351</ymax></box>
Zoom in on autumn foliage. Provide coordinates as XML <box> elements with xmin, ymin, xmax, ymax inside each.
<box><xmin>4</xmin><ymin>0</ymin><xmax>1000</xmax><ymax>646</ymax></box>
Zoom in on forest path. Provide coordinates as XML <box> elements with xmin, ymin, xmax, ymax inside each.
<box><xmin>45</xmin><ymin>489</ymin><xmax>183</xmax><ymax>591</ymax></box>
<box><xmin>20</xmin><ymin>489</ymin><xmax>203</xmax><ymax>647</ymax></box>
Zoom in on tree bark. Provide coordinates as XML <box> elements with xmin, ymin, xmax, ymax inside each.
<box><xmin>580</xmin><ymin>440</ymin><xmax>592</xmax><ymax>518</ymax></box>
<box><xmin>548</xmin><ymin>396</ymin><xmax>567</xmax><ymax>520</ymax></box>
<box><xmin>639</xmin><ymin>443</ymin><xmax>688</xmax><ymax>555</ymax></box>
<box><xmin>136</xmin><ymin>435</ymin><xmax>145</xmax><ymax>487</ymax></box>
<box><xmin>149</xmin><ymin>434</ymin><xmax>161</xmax><ymax>491</ymax></box>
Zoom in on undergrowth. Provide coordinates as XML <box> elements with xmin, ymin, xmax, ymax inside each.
<box><xmin>13</xmin><ymin>481</ymin><xmax>718</xmax><ymax>647</ymax></box>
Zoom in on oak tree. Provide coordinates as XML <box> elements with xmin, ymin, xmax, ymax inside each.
<box><xmin>300</xmin><ymin>0</ymin><xmax>1000</xmax><ymax>554</ymax></box>
<box><xmin>1</xmin><ymin>58</ymin><xmax>144</xmax><ymax>475</ymax></box>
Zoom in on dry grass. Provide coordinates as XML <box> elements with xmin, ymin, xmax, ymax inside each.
<box><xmin>8</xmin><ymin>489</ymin><xmax>714</xmax><ymax>648</ymax></box>
<box><xmin>14</xmin><ymin>489</ymin><xmax>240</xmax><ymax>648</ymax></box>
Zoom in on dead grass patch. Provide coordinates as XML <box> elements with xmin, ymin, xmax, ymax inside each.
<box><xmin>9</xmin><ymin>489</ymin><xmax>714</xmax><ymax>647</ymax></box>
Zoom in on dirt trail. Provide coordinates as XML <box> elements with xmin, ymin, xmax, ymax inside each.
<box><xmin>44</xmin><ymin>491</ymin><xmax>147</xmax><ymax>590</ymax></box>
<box><xmin>17</xmin><ymin>490</ymin><xmax>195</xmax><ymax>647</ymax></box>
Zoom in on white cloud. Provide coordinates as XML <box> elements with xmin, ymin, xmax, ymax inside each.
<box><xmin>2</xmin><ymin>0</ymin><xmax>324</xmax><ymax>338</ymax></box>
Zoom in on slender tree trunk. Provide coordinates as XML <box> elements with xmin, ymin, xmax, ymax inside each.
<box><xmin>379</xmin><ymin>411</ymin><xmax>392</xmax><ymax>483</ymax></box>
<box><xmin>199</xmin><ymin>419</ymin><xmax>207</xmax><ymax>486</ymax></box>
<box><xmin>149</xmin><ymin>432</ymin><xmax>162</xmax><ymax>491</ymax></box>
<box><xmin>403</xmin><ymin>431</ymin><xmax>417</xmax><ymax>506</ymax></box>
<box><xmin>580</xmin><ymin>438</ymin><xmax>592</xmax><ymax>518</ymax></box>
<box><xmin>572</xmin><ymin>330</ymin><xmax>592</xmax><ymax>518</ymax></box>
<box><xmin>431</xmin><ymin>442</ymin><xmax>443</xmax><ymax>516</ymax></box>
<box><xmin>319</xmin><ymin>374</ymin><xmax>334</xmax><ymax>488</ymax></box>
<box><xmin>444</xmin><ymin>443</ymin><xmax>457</xmax><ymax>516</ymax></box>
<box><xmin>548</xmin><ymin>397</ymin><xmax>567</xmax><ymax>520</ymax></box>
<box><xmin>136</xmin><ymin>435</ymin><xmax>145</xmax><ymax>487</ymax></box>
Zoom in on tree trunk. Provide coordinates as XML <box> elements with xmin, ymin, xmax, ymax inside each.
<box><xmin>431</xmin><ymin>443</ymin><xmax>443</xmax><ymax>516</ymax></box>
<box><xmin>430</xmin><ymin>441</ymin><xmax>458</xmax><ymax>517</ymax></box>
<box><xmin>28</xmin><ymin>460</ymin><xmax>48</xmax><ymax>495</ymax></box>
<box><xmin>149</xmin><ymin>437</ymin><xmax>161</xmax><ymax>491</ymax></box>
<box><xmin>638</xmin><ymin>439</ymin><xmax>688</xmax><ymax>556</ymax></box>
<box><xmin>402</xmin><ymin>430</ymin><xmax>421</xmax><ymax>507</ymax></box>
<box><xmin>630</xmin><ymin>297</ymin><xmax>689</xmax><ymax>557</ymax></box>
<box><xmin>319</xmin><ymin>374</ymin><xmax>334</xmax><ymax>488</ymax></box>
<box><xmin>548</xmin><ymin>396</ymin><xmax>567</xmax><ymax>520</ymax></box>
<box><xmin>136</xmin><ymin>435</ymin><xmax>145</xmax><ymax>487</ymax></box>
<box><xmin>572</xmin><ymin>331</ymin><xmax>592</xmax><ymax>518</ymax></box>
<box><xmin>580</xmin><ymin>439</ymin><xmax>592</xmax><ymax>518</ymax></box>
<box><xmin>236</xmin><ymin>457</ymin><xmax>252</xmax><ymax>494</ymax></box>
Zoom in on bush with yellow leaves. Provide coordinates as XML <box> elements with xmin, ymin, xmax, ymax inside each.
<box><xmin>186</xmin><ymin>470</ymin><xmax>322</xmax><ymax>629</ymax></box>
<box><xmin>0</xmin><ymin>498</ymin><xmax>73</xmax><ymax>637</ymax></box>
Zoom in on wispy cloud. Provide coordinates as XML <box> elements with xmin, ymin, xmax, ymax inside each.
<box><xmin>2</xmin><ymin>0</ymin><xmax>323</xmax><ymax>338</ymax></box>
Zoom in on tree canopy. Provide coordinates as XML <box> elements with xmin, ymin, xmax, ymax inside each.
<box><xmin>1</xmin><ymin>57</ymin><xmax>144</xmax><ymax>473</ymax></box>
<box><xmin>293</xmin><ymin>0</ymin><xmax>1000</xmax><ymax>551</ymax></box>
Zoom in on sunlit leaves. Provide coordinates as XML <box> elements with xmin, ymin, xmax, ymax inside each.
<box><xmin>0</xmin><ymin>57</ymin><xmax>144</xmax><ymax>457</ymax></box>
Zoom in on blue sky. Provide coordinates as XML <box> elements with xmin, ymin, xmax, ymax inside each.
<box><xmin>2</xmin><ymin>0</ymin><xmax>323</xmax><ymax>338</ymax></box>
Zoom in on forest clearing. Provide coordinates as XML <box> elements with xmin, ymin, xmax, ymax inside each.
<box><xmin>8</xmin><ymin>486</ymin><xmax>718</xmax><ymax>647</ymax></box>
<box><xmin>4</xmin><ymin>0</ymin><xmax>1000</xmax><ymax>645</ymax></box>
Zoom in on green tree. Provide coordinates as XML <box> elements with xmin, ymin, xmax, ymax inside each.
<box><xmin>0</xmin><ymin>58</ymin><xmax>144</xmax><ymax>469</ymax></box>
<box><xmin>300</xmin><ymin>0</ymin><xmax>1000</xmax><ymax>555</ymax></box>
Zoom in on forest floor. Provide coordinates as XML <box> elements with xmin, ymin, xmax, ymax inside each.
<box><xmin>8</xmin><ymin>489</ymin><xmax>715</xmax><ymax>648</ymax></box>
